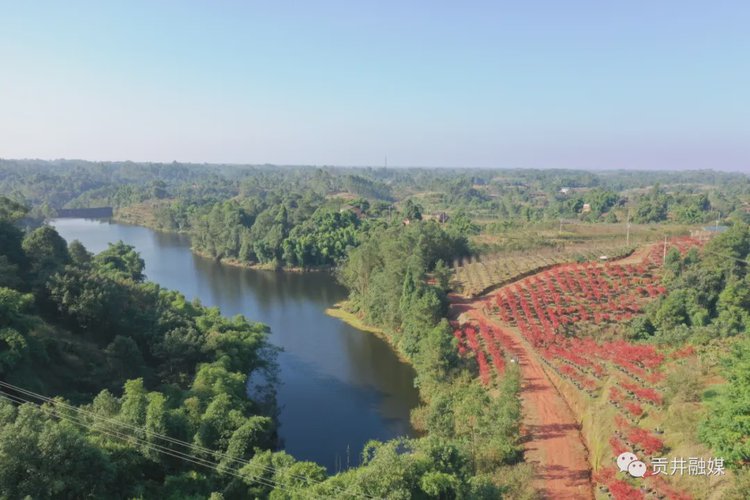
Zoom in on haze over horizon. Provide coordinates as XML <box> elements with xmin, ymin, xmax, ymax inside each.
<box><xmin>2</xmin><ymin>1</ymin><xmax>748</xmax><ymax>171</ymax></box>
<box><xmin>4</xmin><ymin>158</ymin><xmax>750</xmax><ymax>175</ymax></box>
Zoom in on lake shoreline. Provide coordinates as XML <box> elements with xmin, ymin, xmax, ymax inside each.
<box><xmin>325</xmin><ymin>301</ymin><xmax>414</xmax><ymax>366</ymax></box>
<box><xmin>52</xmin><ymin>217</ymin><xmax>421</xmax><ymax>469</ymax></box>
<box><xmin>112</xmin><ymin>210</ymin><xmax>335</xmax><ymax>273</ymax></box>
<box><xmin>110</xmin><ymin>214</ymin><xmax>415</xmax><ymax>368</ymax></box>
<box><xmin>191</xmin><ymin>248</ymin><xmax>334</xmax><ymax>273</ymax></box>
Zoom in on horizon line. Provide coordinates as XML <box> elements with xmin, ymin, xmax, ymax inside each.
<box><xmin>2</xmin><ymin>157</ymin><xmax>747</xmax><ymax>175</ymax></box>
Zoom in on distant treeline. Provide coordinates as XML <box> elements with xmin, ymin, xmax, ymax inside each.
<box><xmin>3</xmin><ymin>159</ymin><xmax>750</xmax><ymax>268</ymax></box>
<box><xmin>2</xmin><ymin>159</ymin><xmax>748</xmax><ymax>219</ymax></box>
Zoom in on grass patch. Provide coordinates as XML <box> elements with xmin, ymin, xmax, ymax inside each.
<box><xmin>325</xmin><ymin>301</ymin><xmax>413</xmax><ymax>365</ymax></box>
<box><xmin>325</xmin><ymin>301</ymin><xmax>388</xmax><ymax>336</ymax></box>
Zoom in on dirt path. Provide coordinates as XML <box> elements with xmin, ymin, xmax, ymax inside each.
<box><xmin>451</xmin><ymin>295</ymin><xmax>594</xmax><ymax>499</ymax></box>
<box><xmin>611</xmin><ymin>242</ymin><xmax>657</xmax><ymax>266</ymax></box>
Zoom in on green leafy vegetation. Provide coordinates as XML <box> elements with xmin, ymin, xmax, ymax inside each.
<box><xmin>0</xmin><ymin>194</ymin><xmax>526</xmax><ymax>498</ymax></box>
<box><xmin>189</xmin><ymin>194</ymin><xmax>367</xmax><ymax>268</ymax></box>
<box><xmin>338</xmin><ymin>221</ymin><xmax>526</xmax><ymax>492</ymax></box>
<box><xmin>615</xmin><ymin>223</ymin><xmax>750</xmax><ymax>478</ymax></box>
<box><xmin>632</xmin><ymin>223</ymin><xmax>750</xmax><ymax>343</ymax></box>
<box><xmin>699</xmin><ymin>339</ymin><xmax>750</xmax><ymax>466</ymax></box>
<box><xmin>0</xmin><ymin>198</ymin><xmax>292</xmax><ymax>498</ymax></box>
<box><xmin>3</xmin><ymin>161</ymin><xmax>750</xmax><ymax>497</ymax></box>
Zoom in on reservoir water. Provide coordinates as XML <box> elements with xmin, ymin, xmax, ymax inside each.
<box><xmin>51</xmin><ymin>218</ymin><xmax>419</xmax><ymax>472</ymax></box>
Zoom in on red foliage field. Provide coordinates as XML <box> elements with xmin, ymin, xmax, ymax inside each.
<box><xmin>453</xmin><ymin>237</ymin><xmax>702</xmax><ymax>499</ymax></box>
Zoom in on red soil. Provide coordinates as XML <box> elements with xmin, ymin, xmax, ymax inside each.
<box><xmin>451</xmin><ymin>294</ymin><xmax>594</xmax><ymax>499</ymax></box>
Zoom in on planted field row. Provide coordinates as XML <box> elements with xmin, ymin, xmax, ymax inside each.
<box><xmin>613</xmin><ymin>415</ymin><xmax>665</xmax><ymax>456</ymax></box>
<box><xmin>453</xmin><ymin>242</ymin><xmax>636</xmax><ymax>297</ymax></box>
<box><xmin>452</xmin><ymin>319</ymin><xmax>508</xmax><ymax>385</ymax></box>
<box><xmin>594</xmin><ymin>466</ymin><xmax>692</xmax><ymax>500</ymax></box>
<box><xmin>493</xmin><ymin>263</ymin><xmax>665</xmax><ymax>341</ymax></box>
<box><xmin>476</xmin><ymin>237</ymin><xmax>702</xmax><ymax>500</ymax></box>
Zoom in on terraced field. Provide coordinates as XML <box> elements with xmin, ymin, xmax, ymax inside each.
<box><xmin>451</xmin><ymin>237</ymin><xmax>706</xmax><ymax>500</ymax></box>
<box><xmin>453</xmin><ymin>242</ymin><xmax>636</xmax><ymax>297</ymax></box>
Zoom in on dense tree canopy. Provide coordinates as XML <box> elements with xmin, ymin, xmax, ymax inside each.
<box><xmin>0</xmin><ymin>199</ymin><xmax>289</xmax><ymax>497</ymax></box>
<box><xmin>699</xmin><ymin>339</ymin><xmax>750</xmax><ymax>467</ymax></box>
<box><xmin>0</xmin><ymin>194</ymin><xmax>528</xmax><ymax>498</ymax></box>
<box><xmin>2</xmin><ymin>160</ymin><xmax>750</xmax><ymax>497</ymax></box>
<box><xmin>632</xmin><ymin>223</ymin><xmax>750</xmax><ymax>342</ymax></box>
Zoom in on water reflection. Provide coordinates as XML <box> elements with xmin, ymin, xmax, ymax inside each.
<box><xmin>51</xmin><ymin>218</ymin><xmax>418</xmax><ymax>471</ymax></box>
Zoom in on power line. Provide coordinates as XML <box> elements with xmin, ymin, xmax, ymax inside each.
<box><xmin>0</xmin><ymin>381</ymin><xmax>377</xmax><ymax>499</ymax></box>
<box><xmin>699</xmin><ymin>248</ymin><xmax>750</xmax><ymax>266</ymax></box>
<box><xmin>0</xmin><ymin>383</ymin><xmax>302</xmax><ymax>490</ymax></box>
<box><xmin>0</xmin><ymin>381</ymin><xmax>287</xmax><ymax>479</ymax></box>
<box><xmin>0</xmin><ymin>392</ymin><xmax>278</xmax><ymax>490</ymax></box>
<box><xmin>0</xmin><ymin>389</ymin><xmax>287</xmax><ymax>493</ymax></box>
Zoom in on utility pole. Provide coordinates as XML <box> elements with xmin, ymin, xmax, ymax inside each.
<box><xmin>626</xmin><ymin>209</ymin><xmax>631</xmax><ymax>246</ymax></box>
<box><xmin>663</xmin><ymin>234</ymin><xmax>668</xmax><ymax>265</ymax></box>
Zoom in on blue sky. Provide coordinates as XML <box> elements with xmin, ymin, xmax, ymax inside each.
<box><xmin>1</xmin><ymin>1</ymin><xmax>748</xmax><ymax>170</ymax></box>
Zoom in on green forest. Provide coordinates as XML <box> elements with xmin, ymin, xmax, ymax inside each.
<box><xmin>4</xmin><ymin>159</ymin><xmax>750</xmax><ymax>269</ymax></box>
<box><xmin>0</xmin><ymin>164</ymin><xmax>529</xmax><ymax>498</ymax></box>
<box><xmin>2</xmin><ymin>162</ymin><xmax>750</xmax><ymax>498</ymax></box>
<box><xmin>4</xmin><ymin>1</ymin><xmax>749</xmax><ymax>498</ymax></box>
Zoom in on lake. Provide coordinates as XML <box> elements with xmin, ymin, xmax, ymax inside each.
<box><xmin>51</xmin><ymin>218</ymin><xmax>419</xmax><ymax>472</ymax></box>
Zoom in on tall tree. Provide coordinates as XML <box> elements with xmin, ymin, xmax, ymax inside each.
<box><xmin>94</xmin><ymin>241</ymin><xmax>146</xmax><ymax>282</ymax></box>
<box><xmin>22</xmin><ymin>226</ymin><xmax>71</xmax><ymax>308</ymax></box>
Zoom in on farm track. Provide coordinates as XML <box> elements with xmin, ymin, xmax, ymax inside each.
<box><xmin>448</xmin><ymin>244</ymin><xmax>662</xmax><ymax>498</ymax></box>
<box><xmin>451</xmin><ymin>293</ymin><xmax>594</xmax><ymax>499</ymax></box>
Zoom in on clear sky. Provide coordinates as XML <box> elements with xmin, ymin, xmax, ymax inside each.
<box><xmin>1</xmin><ymin>1</ymin><xmax>748</xmax><ymax>170</ymax></box>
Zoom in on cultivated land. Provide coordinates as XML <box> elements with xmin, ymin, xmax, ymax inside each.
<box><xmin>450</xmin><ymin>237</ymin><xmax>724</xmax><ymax>499</ymax></box>
<box><xmin>451</xmin><ymin>294</ymin><xmax>594</xmax><ymax>499</ymax></box>
<box><xmin>453</xmin><ymin>241</ymin><xmax>636</xmax><ymax>298</ymax></box>
<box><xmin>5</xmin><ymin>162</ymin><xmax>749</xmax><ymax>498</ymax></box>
